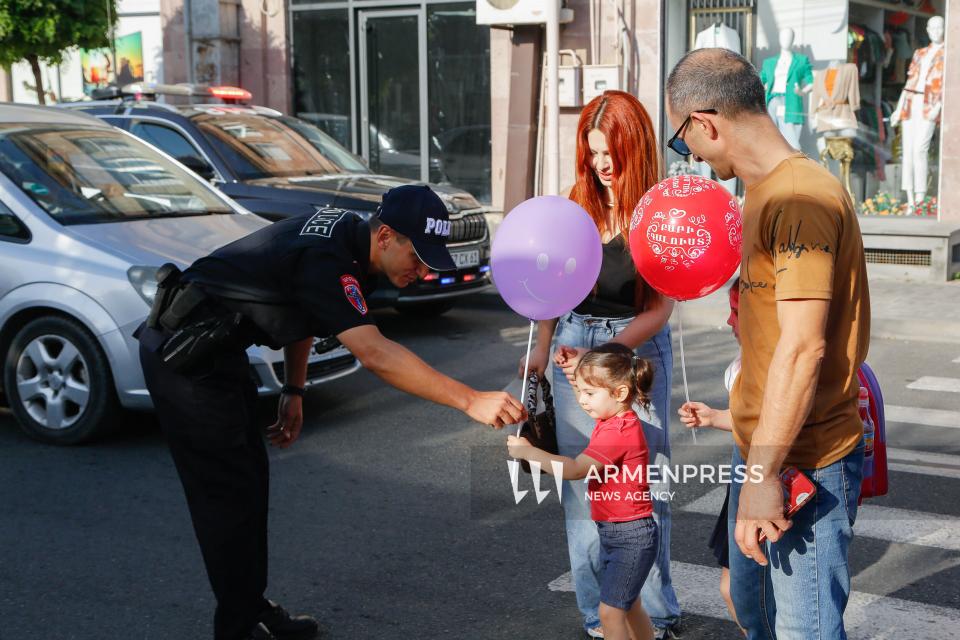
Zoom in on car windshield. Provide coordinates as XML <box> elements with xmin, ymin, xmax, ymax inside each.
<box><xmin>189</xmin><ymin>109</ymin><xmax>369</xmax><ymax>180</ymax></box>
<box><xmin>0</xmin><ymin>124</ymin><xmax>232</xmax><ymax>224</ymax></box>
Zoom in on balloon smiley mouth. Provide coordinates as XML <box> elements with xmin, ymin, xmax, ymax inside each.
<box><xmin>520</xmin><ymin>279</ymin><xmax>551</xmax><ymax>304</ymax></box>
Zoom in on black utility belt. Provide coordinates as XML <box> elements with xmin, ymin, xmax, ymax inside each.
<box><xmin>146</xmin><ymin>264</ymin><xmax>244</xmax><ymax>372</ymax></box>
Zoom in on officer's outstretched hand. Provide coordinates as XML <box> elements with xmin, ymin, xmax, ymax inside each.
<box><xmin>466</xmin><ymin>391</ymin><xmax>526</xmax><ymax>429</ymax></box>
<box><xmin>267</xmin><ymin>394</ymin><xmax>304</xmax><ymax>448</ymax></box>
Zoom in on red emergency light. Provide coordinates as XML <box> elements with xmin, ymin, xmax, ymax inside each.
<box><xmin>210</xmin><ymin>86</ymin><xmax>252</xmax><ymax>102</ymax></box>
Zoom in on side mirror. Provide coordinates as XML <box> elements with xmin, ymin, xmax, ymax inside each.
<box><xmin>0</xmin><ymin>212</ymin><xmax>30</xmax><ymax>241</ymax></box>
<box><xmin>178</xmin><ymin>155</ymin><xmax>216</xmax><ymax>181</ymax></box>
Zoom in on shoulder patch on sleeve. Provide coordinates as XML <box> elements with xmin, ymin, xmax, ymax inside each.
<box><xmin>301</xmin><ymin>208</ymin><xmax>348</xmax><ymax>238</ymax></box>
<box><xmin>340</xmin><ymin>275</ymin><xmax>368</xmax><ymax>315</ymax></box>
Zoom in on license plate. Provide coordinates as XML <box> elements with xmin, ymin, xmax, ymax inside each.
<box><xmin>312</xmin><ymin>335</ymin><xmax>341</xmax><ymax>356</ymax></box>
<box><xmin>451</xmin><ymin>249</ymin><xmax>480</xmax><ymax>269</ymax></box>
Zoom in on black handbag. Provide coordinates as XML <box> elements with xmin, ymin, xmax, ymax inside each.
<box><xmin>519</xmin><ymin>372</ymin><xmax>558</xmax><ymax>474</ymax></box>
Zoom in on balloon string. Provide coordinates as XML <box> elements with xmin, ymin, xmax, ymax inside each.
<box><xmin>677</xmin><ymin>302</ymin><xmax>698</xmax><ymax>444</ymax></box>
<box><xmin>518</xmin><ymin>318</ymin><xmax>536</xmax><ymax>437</ymax></box>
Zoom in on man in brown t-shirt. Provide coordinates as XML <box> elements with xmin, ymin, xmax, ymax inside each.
<box><xmin>733</xmin><ymin>153</ymin><xmax>870</xmax><ymax>469</ymax></box>
<box><xmin>666</xmin><ymin>48</ymin><xmax>869</xmax><ymax>639</ymax></box>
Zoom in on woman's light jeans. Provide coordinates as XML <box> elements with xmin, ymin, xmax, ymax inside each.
<box><xmin>552</xmin><ymin>312</ymin><xmax>681</xmax><ymax>631</ymax></box>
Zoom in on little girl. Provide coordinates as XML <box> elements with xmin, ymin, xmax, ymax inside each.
<box><xmin>508</xmin><ymin>343</ymin><xmax>658</xmax><ymax>640</ymax></box>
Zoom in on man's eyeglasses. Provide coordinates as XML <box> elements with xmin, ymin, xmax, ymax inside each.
<box><xmin>667</xmin><ymin>109</ymin><xmax>717</xmax><ymax>156</ymax></box>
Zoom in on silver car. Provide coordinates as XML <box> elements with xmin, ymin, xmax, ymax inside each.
<box><xmin>0</xmin><ymin>105</ymin><xmax>360</xmax><ymax>444</ymax></box>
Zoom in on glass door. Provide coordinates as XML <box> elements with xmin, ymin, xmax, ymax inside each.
<box><xmin>359</xmin><ymin>9</ymin><xmax>427</xmax><ymax>181</ymax></box>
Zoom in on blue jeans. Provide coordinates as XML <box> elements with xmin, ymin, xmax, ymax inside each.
<box><xmin>553</xmin><ymin>312</ymin><xmax>681</xmax><ymax>630</ymax></box>
<box><xmin>727</xmin><ymin>442</ymin><xmax>865</xmax><ymax>639</ymax></box>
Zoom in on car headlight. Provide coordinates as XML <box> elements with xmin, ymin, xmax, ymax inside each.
<box><xmin>127</xmin><ymin>266</ymin><xmax>160</xmax><ymax>306</ymax></box>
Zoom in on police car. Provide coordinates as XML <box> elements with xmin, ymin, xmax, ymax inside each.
<box><xmin>0</xmin><ymin>105</ymin><xmax>360</xmax><ymax>444</ymax></box>
<box><xmin>63</xmin><ymin>84</ymin><xmax>492</xmax><ymax>316</ymax></box>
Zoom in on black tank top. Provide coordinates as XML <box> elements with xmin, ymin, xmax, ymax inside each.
<box><xmin>574</xmin><ymin>235</ymin><xmax>639</xmax><ymax>318</ymax></box>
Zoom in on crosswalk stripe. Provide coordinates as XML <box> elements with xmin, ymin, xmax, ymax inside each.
<box><xmin>906</xmin><ymin>376</ymin><xmax>960</xmax><ymax>393</ymax></box>
<box><xmin>682</xmin><ymin>486</ymin><xmax>960</xmax><ymax>552</ymax></box>
<box><xmin>887</xmin><ymin>462</ymin><xmax>960</xmax><ymax>480</ymax></box>
<box><xmin>887</xmin><ymin>447</ymin><xmax>960</xmax><ymax>467</ymax></box>
<box><xmin>885</xmin><ymin>404</ymin><xmax>960</xmax><ymax>429</ymax></box>
<box><xmin>887</xmin><ymin>447</ymin><xmax>960</xmax><ymax>480</ymax></box>
<box><xmin>549</xmin><ymin>561</ymin><xmax>960</xmax><ymax>638</ymax></box>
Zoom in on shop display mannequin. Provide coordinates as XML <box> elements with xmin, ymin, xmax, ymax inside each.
<box><xmin>891</xmin><ymin>16</ymin><xmax>945</xmax><ymax>207</ymax></box>
<box><xmin>811</xmin><ymin>60</ymin><xmax>860</xmax><ymax>197</ymax></box>
<box><xmin>760</xmin><ymin>28</ymin><xmax>813</xmax><ymax>149</ymax></box>
<box><xmin>692</xmin><ymin>22</ymin><xmax>740</xmax><ymax>193</ymax></box>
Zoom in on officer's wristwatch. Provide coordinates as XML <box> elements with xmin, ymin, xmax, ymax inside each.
<box><xmin>281</xmin><ymin>384</ymin><xmax>306</xmax><ymax>397</ymax></box>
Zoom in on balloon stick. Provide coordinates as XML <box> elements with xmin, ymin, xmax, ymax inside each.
<box><xmin>677</xmin><ymin>302</ymin><xmax>698</xmax><ymax>444</ymax></box>
<box><xmin>518</xmin><ymin>318</ymin><xmax>536</xmax><ymax>437</ymax></box>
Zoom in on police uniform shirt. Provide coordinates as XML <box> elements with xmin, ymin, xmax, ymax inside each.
<box><xmin>183</xmin><ymin>208</ymin><xmax>376</xmax><ymax>349</ymax></box>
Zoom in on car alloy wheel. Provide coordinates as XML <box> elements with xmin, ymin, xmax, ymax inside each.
<box><xmin>15</xmin><ymin>334</ymin><xmax>91</xmax><ymax>430</ymax></box>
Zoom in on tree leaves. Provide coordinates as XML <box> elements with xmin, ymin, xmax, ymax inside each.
<box><xmin>0</xmin><ymin>0</ymin><xmax>118</xmax><ymax>68</ymax></box>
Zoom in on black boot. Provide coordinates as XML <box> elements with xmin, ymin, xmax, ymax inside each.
<box><xmin>259</xmin><ymin>601</ymin><xmax>320</xmax><ymax>640</ymax></box>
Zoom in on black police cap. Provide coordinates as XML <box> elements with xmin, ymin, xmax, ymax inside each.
<box><xmin>376</xmin><ymin>185</ymin><xmax>456</xmax><ymax>272</ymax></box>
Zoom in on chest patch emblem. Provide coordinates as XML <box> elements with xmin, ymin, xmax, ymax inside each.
<box><xmin>340</xmin><ymin>275</ymin><xmax>368</xmax><ymax>315</ymax></box>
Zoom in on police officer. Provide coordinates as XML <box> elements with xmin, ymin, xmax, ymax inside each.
<box><xmin>137</xmin><ymin>185</ymin><xmax>525</xmax><ymax>640</ymax></box>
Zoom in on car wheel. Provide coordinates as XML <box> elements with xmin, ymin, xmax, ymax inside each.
<box><xmin>3</xmin><ymin>317</ymin><xmax>119</xmax><ymax>445</ymax></box>
<box><xmin>395</xmin><ymin>300</ymin><xmax>456</xmax><ymax>317</ymax></box>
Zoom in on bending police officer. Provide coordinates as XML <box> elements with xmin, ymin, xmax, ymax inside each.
<box><xmin>137</xmin><ymin>185</ymin><xmax>525</xmax><ymax>640</ymax></box>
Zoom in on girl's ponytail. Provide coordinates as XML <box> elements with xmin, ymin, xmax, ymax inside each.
<box><xmin>631</xmin><ymin>355</ymin><xmax>655</xmax><ymax>410</ymax></box>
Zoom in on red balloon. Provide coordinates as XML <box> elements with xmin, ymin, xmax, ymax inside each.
<box><xmin>629</xmin><ymin>175</ymin><xmax>742</xmax><ymax>301</ymax></box>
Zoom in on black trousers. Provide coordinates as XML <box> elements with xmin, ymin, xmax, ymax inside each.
<box><xmin>140</xmin><ymin>342</ymin><xmax>270</xmax><ymax>640</ymax></box>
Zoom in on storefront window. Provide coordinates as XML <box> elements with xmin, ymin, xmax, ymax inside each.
<box><xmin>289</xmin><ymin>2</ymin><xmax>491</xmax><ymax>204</ymax></box>
<box><xmin>846</xmin><ymin>4</ymin><xmax>943</xmax><ymax>217</ymax></box>
<box><xmin>427</xmin><ymin>3</ymin><xmax>492</xmax><ymax>204</ymax></box>
<box><xmin>291</xmin><ymin>9</ymin><xmax>351</xmax><ymax>148</ymax></box>
<box><xmin>665</xmin><ymin>0</ymin><xmax>946</xmax><ymax>218</ymax></box>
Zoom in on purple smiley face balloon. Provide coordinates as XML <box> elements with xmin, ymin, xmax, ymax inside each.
<box><xmin>491</xmin><ymin>196</ymin><xmax>603</xmax><ymax>321</ymax></box>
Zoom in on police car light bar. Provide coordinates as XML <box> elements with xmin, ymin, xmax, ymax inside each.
<box><xmin>209</xmin><ymin>86</ymin><xmax>252</xmax><ymax>102</ymax></box>
<box><xmin>94</xmin><ymin>83</ymin><xmax>252</xmax><ymax>103</ymax></box>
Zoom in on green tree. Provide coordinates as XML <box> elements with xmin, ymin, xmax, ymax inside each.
<box><xmin>0</xmin><ymin>0</ymin><xmax>117</xmax><ymax>104</ymax></box>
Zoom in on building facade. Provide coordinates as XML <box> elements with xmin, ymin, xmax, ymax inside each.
<box><xmin>2</xmin><ymin>0</ymin><xmax>956</xmax><ymax>276</ymax></box>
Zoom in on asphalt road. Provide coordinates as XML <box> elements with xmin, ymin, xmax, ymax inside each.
<box><xmin>2</xmin><ymin>292</ymin><xmax>959</xmax><ymax>639</ymax></box>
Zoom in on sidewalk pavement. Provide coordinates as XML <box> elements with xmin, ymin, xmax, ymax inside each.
<box><xmin>672</xmin><ymin>275</ymin><xmax>960</xmax><ymax>344</ymax></box>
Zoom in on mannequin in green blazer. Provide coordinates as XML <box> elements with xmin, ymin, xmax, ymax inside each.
<box><xmin>760</xmin><ymin>28</ymin><xmax>814</xmax><ymax>148</ymax></box>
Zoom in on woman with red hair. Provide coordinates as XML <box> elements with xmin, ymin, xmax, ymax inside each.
<box><xmin>520</xmin><ymin>90</ymin><xmax>681</xmax><ymax>639</ymax></box>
